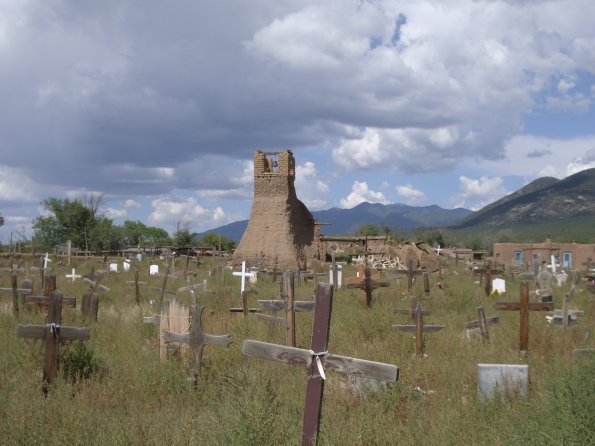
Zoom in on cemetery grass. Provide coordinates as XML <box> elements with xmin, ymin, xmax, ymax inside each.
<box><xmin>0</xmin><ymin>259</ymin><xmax>594</xmax><ymax>445</ymax></box>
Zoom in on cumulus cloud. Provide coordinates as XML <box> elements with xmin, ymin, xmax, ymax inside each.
<box><xmin>396</xmin><ymin>184</ymin><xmax>426</xmax><ymax>204</ymax></box>
<box><xmin>105</xmin><ymin>208</ymin><xmax>127</xmax><ymax>219</ymax></box>
<box><xmin>0</xmin><ymin>166</ymin><xmax>38</xmax><ymax>203</ymax></box>
<box><xmin>148</xmin><ymin>196</ymin><xmax>231</xmax><ymax>234</ymax></box>
<box><xmin>340</xmin><ymin>181</ymin><xmax>391</xmax><ymax>209</ymax></box>
<box><xmin>450</xmin><ymin>176</ymin><xmax>508</xmax><ymax>210</ymax></box>
<box><xmin>124</xmin><ymin>199</ymin><xmax>141</xmax><ymax>209</ymax></box>
<box><xmin>295</xmin><ymin>161</ymin><xmax>330</xmax><ymax>210</ymax></box>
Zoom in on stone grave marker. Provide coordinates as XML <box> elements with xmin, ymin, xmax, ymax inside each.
<box><xmin>492</xmin><ymin>277</ymin><xmax>506</xmax><ymax>295</ymax></box>
<box><xmin>494</xmin><ymin>281</ymin><xmax>553</xmax><ymax>353</ymax></box>
<box><xmin>242</xmin><ymin>283</ymin><xmax>399</xmax><ymax>446</ymax></box>
<box><xmin>16</xmin><ymin>291</ymin><xmax>90</xmax><ymax>390</ymax></box>
<box><xmin>109</xmin><ymin>263</ymin><xmax>118</xmax><ymax>273</ymax></box>
<box><xmin>150</xmin><ymin>264</ymin><xmax>159</xmax><ymax>275</ymax></box>
<box><xmin>477</xmin><ymin>364</ymin><xmax>528</xmax><ymax>402</ymax></box>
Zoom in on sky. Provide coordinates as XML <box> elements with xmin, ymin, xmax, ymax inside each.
<box><xmin>1</xmin><ymin>0</ymin><xmax>595</xmax><ymax>244</ymax></box>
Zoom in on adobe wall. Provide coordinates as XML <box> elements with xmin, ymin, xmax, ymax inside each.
<box><xmin>233</xmin><ymin>150</ymin><xmax>322</xmax><ymax>269</ymax></box>
<box><xmin>494</xmin><ymin>241</ymin><xmax>595</xmax><ymax>269</ymax></box>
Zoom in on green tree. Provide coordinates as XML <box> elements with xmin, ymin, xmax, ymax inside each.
<box><xmin>415</xmin><ymin>228</ymin><xmax>446</xmax><ymax>247</ymax></box>
<box><xmin>0</xmin><ymin>212</ymin><xmax>4</xmax><ymax>227</ymax></box>
<box><xmin>357</xmin><ymin>223</ymin><xmax>380</xmax><ymax>236</ymax></box>
<box><xmin>197</xmin><ymin>232</ymin><xmax>235</xmax><ymax>251</ymax></box>
<box><xmin>173</xmin><ymin>226</ymin><xmax>196</xmax><ymax>248</ymax></box>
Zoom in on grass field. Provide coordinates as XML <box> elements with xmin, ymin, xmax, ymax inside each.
<box><xmin>1</xmin><ymin>256</ymin><xmax>594</xmax><ymax>445</ymax></box>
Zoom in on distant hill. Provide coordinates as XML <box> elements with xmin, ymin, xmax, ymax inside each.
<box><xmin>449</xmin><ymin>167</ymin><xmax>595</xmax><ymax>242</ymax></box>
<box><xmin>198</xmin><ymin>202</ymin><xmax>473</xmax><ymax>242</ymax></box>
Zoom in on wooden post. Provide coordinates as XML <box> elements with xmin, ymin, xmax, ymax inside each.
<box><xmin>163</xmin><ymin>304</ymin><xmax>231</xmax><ymax>386</ymax></box>
<box><xmin>16</xmin><ymin>291</ymin><xmax>90</xmax><ymax>389</ymax></box>
<box><xmin>242</xmin><ymin>283</ymin><xmax>399</xmax><ymax>446</ymax></box>
<box><xmin>465</xmin><ymin>306</ymin><xmax>499</xmax><ymax>339</ymax></box>
<box><xmin>135</xmin><ymin>270</ymin><xmax>141</xmax><ymax>305</ymax></box>
<box><xmin>422</xmin><ymin>272</ymin><xmax>430</xmax><ymax>299</ymax></box>
<box><xmin>12</xmin><ymin>272</ymin><xmax>19</xmax><ymax>317</ymax></box>
<box><xmin>159</xmin><ymin>262</ymin><xmax>171</xmax><ymax>306</ymax></box>
<box><xmin>228</xmin><ymin>290</ymin><xmax>259</xmax><ymax>315</ymax></box>
<box><xmin>81</xmin><ymin>292</ymin><xmax>99</xmax><ymax>322</ymax></box>
<box><xmin>285</xmin><ymin>271</ymin><xmax>296</xmax><ymax>347</ymax></box>
<box><xmin>392</xmin><ymin>303</ymin><xmax>445</xmax><ymax>355</ymax></box>
<box><xmin>494</xmin><ymin>281</ymin><xmax>553</xmax><ymax>352</ymax></box>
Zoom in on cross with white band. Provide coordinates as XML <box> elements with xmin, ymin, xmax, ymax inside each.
<box><xmin>232</xmin><ymin>261</ymin><xmax>257</xmax><ymax>293</ymax></box>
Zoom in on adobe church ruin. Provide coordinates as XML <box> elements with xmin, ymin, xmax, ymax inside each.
<box><xmin>233</xmin><ymin>150</ymin><xmax>322</xmax><ymax>268</ymax></box>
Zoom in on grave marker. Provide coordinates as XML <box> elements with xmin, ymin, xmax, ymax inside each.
<box><xmin>393</xmin><ymin>303</ymin><xmax>445</xmax><ymax>355</ymax></box>
<box><xmin>65</xmin><ymin>268</ymin><xmax>82</xmax><ymax>282</ymax></box>
<box><xmin>473</xmin><ymin>260</ymin><xmax>504</xmax><ymax>296</ymax></box>
<box><xmin>346</xmin><ymin>264</ymin><xmax>390</xmax><ymax>307</ymax></box>
<box><xmin>477</xmin><ymin>364</ymin><xmax>528</xmax><ymax>402</ymax></box>
<box><xmin>229</xmin><ymin>290</ymin><xmax>260</xmax><ymax>315</ymax></box>
<box><xmin>233</xmin><ymin>261</ymin><xmax>257</xmax><ymax>294</ymax></box>
<box><xmin>465</xmin><ymin>306</ymin><xmax>499</xmax><ymax>339</ymax></box>
<box><xmin>242</xmin><ymin>283</ymin><xmax>399</xmax><ymax>446</ymax></box>
<box><xmin>150</xmin><ymin>264</ymin><xmax>159</xmax><ymax>275</ymax></box>
<box><xmin>164</xmin><ymin>303</ymin><xmax>231</xmax><ymax>386</ymax></box>
<box><xmin>16</xmin><ymin>291</ymin><xmax>90</xmax><ymax>389</ymax></box>
<box><xmin>494</xmin><ymin>281</ymin><xmax>553</xmax><ymax>352</ymax></box>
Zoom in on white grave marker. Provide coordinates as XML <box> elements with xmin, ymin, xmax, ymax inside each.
<box><xmin>150</xmin><ymin>265</ymin><xmax>159</xmax><ymax>275</ymax></box>
<box><xmin>232</xmin><ymin>261</ymin><xmax>257</xmax><ymax>293</ymax></box>
<box><xmin>43</xmin><ymin>253</ymin><xmax>52</xmax><ymax>269</ymax></box>
<box><xmin>123</xmin><ymin>260</ymin><xmax>131</xmax><ymax>272</ymax></box>
<box><xmin>555</xmin><ymin>271</ymin><xmax>568</xmax><ymax>286</ymax></box>
<box><xmin>492</xmin><ymin>278</ymin><xmax>506</xmax><ymax>294</ymax></box>
<box><xmin>477</xmin><ymin>364</ymin><xmax>528</xmax><ymax>402</ymax></box>
<box><xmin>65</xmin><ymin>268</ymin><xmax>81</xmax><ymax>282</ymax></box>
<box><xmin>329</xmin><ymin>265</ymin><xmax>343</xmax><ymax>289</ymax></box>
<box><xmin>109</xmin><ymin>263</ymin><xmax>118</xmax><ymax>272</ymax></box>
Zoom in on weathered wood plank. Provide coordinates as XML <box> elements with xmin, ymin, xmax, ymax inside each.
<box><xmin>393</xmin><ymin>325</ymin><xmax>446</xmax><ymax>333</ymax></box>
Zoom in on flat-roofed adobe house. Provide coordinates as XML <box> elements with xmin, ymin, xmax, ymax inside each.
<box><xmin>493</xmin><ymin>238</ymin><xmax>595</xmax><ymax>270</ymax></box>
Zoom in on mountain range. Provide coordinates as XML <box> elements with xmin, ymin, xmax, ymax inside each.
<box><xmin>200</xmin><ymin>167</ymin><xmax>595</xmax><ymax>243</ymax></box>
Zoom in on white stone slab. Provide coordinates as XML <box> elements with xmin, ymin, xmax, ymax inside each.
<box><xmin>123</xmin><ymin>260</ymin><xmax>131</xmax><ymax>272</ymax></box>
<box><xmin>150</xmin><ymin>264</ymin><xmax>159</xmax><ymax>275</ymax></box>
<box><xmin>329</xmin><ymin>265</ymin><xmax>343</xmax><ymax>289</ymax></box>
<box><xmin>109</xmin><ymin>263</ymin><xmax>118</xmax><ymax>272</ymax></box>
<box><xmin>477</xmin><ymin>364</ymin><xmax>528</xmax><ymax>402</ymax></box>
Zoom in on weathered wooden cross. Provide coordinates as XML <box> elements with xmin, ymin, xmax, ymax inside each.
<box><xmin>0</xmin><ymin>272</ymin><xmax>32</xmax><ymax>317</ymax></box>
<box><xmin>229</xmin><ymin>290</ymin><xmax>260</xmax><ymax>315</ymax></box>
<box><xmin>16</xmin><ymin>291</ymin><xmax>90</xmax><ymax>389</ymax></box>
<box><xmin>392</xmin><ymin>303</ymin><xmax>445</xmax><ymax>355</ymax></box>
<box><xmin>547</xmin><ymin>270</ymin><xmax>581</xmax><ymax>327</ymax></box>
<box><xmin>163</xmin><ymin>303</ymin><xmax>231</xmax><ymax>386</ymax></box>
<box><xmin>493</xmin><ymin>281</ymin><xmax>553</xmax><ymax>352</ymax></box>
<box><xmin>473</xmin><ymin>260</ymin><xmax>504</xmax><ymax>296</ymax></box>
<box><xmin>254</xmin><ymin>271</ymin><xmax>315</xmax><ymax>346</ymax></box>
<box><xmin>242</xmin><ymin>283</ymin><xmax>399</xmax><ymax>446</ymax></box>
<box><xmin>346</xmin><ymin>264</ymin><xmax>390</xmax><ymax>307</ymax></box>
<box><xmin>143</xmin><ymin>299</ymin><xmax>191</xmax><ymax>360</ymax></box>
<box><xmin>465</xmin><ymin>306</ymin><xmax>500</xmax><ymax>339</ymax></box>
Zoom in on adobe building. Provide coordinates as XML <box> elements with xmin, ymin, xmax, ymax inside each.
<box><xmin>233</xmin><ymin>150</ymin><xmax>323</xmax><ymax>269</ymax></box>
<box><xmin>493</xmin><ymin>238</ymin><xmax>595</xmax><ymax>270</ymax></box>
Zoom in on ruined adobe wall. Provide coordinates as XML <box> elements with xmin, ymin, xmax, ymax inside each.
<box><xmin>233</xmin><ymin>150</ymin><xmax>321</xmax><ymax>269</ymax></box>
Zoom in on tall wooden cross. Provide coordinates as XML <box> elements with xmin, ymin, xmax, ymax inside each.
<box><xmin>494</xmin><ymin>281</ymin><xmax>553</xmax><ymax>352</ymax></box>
<box><xmin>392</xmin><ymin>303</ymin><xmax>445</xmax><ymax>355</ymax></box>
<box><xmin>465</xmin><ymin>306</ymin><xmax>499</xmax><ymax>339</ymax></box>
<box><xmin>473</xmin><ymin>260</ymin><xmax>504</xmax><ymax>296</ymax></box>
<box><xmin>16</xmin><ymin>291</ymin><xmax>90</xmax><ymax>390</ymax></box>
<box><xmin>163</xmin><ymin>304</ymin><xmax>231</xmax><ymax>386</ymax></box>
<box><xmin>346</xmin><ymin>264</ymin><xmax>390</xmax><ymax>307</ymax></box>
<box><xmin>242</xmin><ymin>283</ymin><xmax>399</xmax><ymax>446</ymax></box>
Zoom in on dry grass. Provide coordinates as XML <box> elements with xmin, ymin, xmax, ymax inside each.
<box><xmin>0</xmin><ymin>256</ymin><xmax>593</xmax><ymax>445</ymax></box>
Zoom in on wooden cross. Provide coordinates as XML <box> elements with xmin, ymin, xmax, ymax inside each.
<box><xmin>255</xmin><ymin>272</ymin><xmax>315</xmax><ymax>346</ymax></box>
<box><xmin>465</xmin><ymin>306</ymin><xmax>499</xmax><ymax>339</ymax></box>
<box><xmin>346</xmin><ymin>264</ymin><xmax>390</xmax><ymax>307</ymax></box>
<box><xmin>494</xmin><ymin>281</ymin><xmax>553</xmax><ymax>352</ymax></box>
<box><xmin>395</xmin><ymin>297</ymin><xmax>431</xmax><ymax>323</ymax></box>
<box><xmin>232</xmin><ymin>261</ymin><xmax>256</xmax><ymax>294</ymax></box>
<box><xmin>242</xmin><ymin>283</ymin><xmax>399</xmax><ymax>446</ymax></box>
<box><xmin>473</xmin><ymin>260</ymin><xmax>504</xmax><ymax>296</ymax></box>
<box><xmin>65</xmin><ymin>268</ymin><xmax>82</xmax><ymax>282</ymax></box>
<box><xmin>163</xmin><ymin>303</ymin><xmax>231</xmax><ymax>386</ymax></box>
<box><xmin>392</xmin><ymin>303</ymin><xmax>445</xmax><ymax>355</ymax></box>
<box><xmin>0</xmin><ymin>272</ymin><xmax>32</xmax><ymax>317</ymax></box>
<box><xmin>16</xmin><ymin>291</ymin><xmax>90</xmax><ymax>389</ymax></box>
<box><xmin>229</xmin><ymin>290</ymin><xmax>260</xmax><ymax>315</ymax></box>
<box><xmin>547</xmin><ymin>270</ymin><xmax>581</xmax><ymax>327</ymax></box>
<box><xmin>391</xmin><ymin>257</ymin><xmax>425</xmax><ymax>291</ymax></box>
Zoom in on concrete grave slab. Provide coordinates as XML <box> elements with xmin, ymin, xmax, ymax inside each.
<box><xmin>477</xmin><ymin>364</ymin><xmax>528</xmax><ymax>402</ymax></box>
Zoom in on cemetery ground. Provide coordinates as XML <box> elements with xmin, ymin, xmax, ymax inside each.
<box><xmin>0</xmin><ymin>256</ymin><xmax>593</xmax><ymax>445</ymax></box>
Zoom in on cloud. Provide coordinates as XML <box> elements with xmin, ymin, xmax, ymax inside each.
<box><xmin>124</xmin><ymin>199</ymin><xmax>141</xmax><ymax>209</ymax></box>
<box><xmin>105</xmin><ymin>208</ymin><xmax>127</xmax><ymax>219</ymax></box>
<box><xmin>396</xmin><ymin>184</ymin><xmax>426</xmax><ymax>204</ymax></box>
<box><xmin>295</xmin><ymin>161</ymin><xmax>330</xmax><ymax>210</ymax></box>
<box><xmin>526</xmin><ymin>149</ymin><xmax>552</xmax><ymax>158</ymax></box>
<box><xmin>0</xmin><ymin>166</ymin><xmax>38</xmax><ymax>203</ymax></box>
<box><xmin>340</xmin><ymin>181</ymin><xmax>391</xmax><ymax>209</ymax></box>
<box><xmin>451</xmin><ymin>176</ymin><xmax>508</xmax><ymax>210</ymax></box>
<box><xmin>148</xmin><ymin>196</ymin><xmax>231</xmax><ymax>234</ymax></box>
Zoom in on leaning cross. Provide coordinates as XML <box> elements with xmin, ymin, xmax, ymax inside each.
<box><xmin>392</xmin><ymin>303</ymin><xmax>445</xmax><ymax>355</ymax></box>
<box><xmin>243</xmin><ymin>283</ymin><xmax>398</xmax><ymax>446</ymax></box>
<box><xmin>465</xmin><ymin>306</ymin><xmax>500</xmax><ymax>339</ymax></box>
<box><xmin>163</xmin><ymin>304</ymin><xmax>232</xmax><ymax>386</ymax></box>
<box><xmin>346</xmin><ymin>264</ymin><xmax>390</xmax><ymax>307</ymax></box>
<box><xmin>494</xmin><ymin>281</ymin><xmax>553</xmax><ymax>352</ymax></box>
<box><xmin>232</xmin><ymin>261</ymin><xmax>257</xmax><ymax>294</ymax></box>
<box><xmin>16</xmin><ymin>291</ymin><xmax>90</xmax><ymax>389</ymax></box>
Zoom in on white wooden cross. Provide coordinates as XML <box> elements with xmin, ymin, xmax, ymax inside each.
<box><xmin>65</xmin><ymin>268</ymin><xmax>82</xmax><ymax>282</ymax></box>
<box><xmin>232</xmin><ymin>261</ymin><xmax>256</xmax><ymax>293</ymax></box>
<box><xmin>43</xmin><ymin>253</ymin><xmax>52</xmax><ymax>269</ymax></box>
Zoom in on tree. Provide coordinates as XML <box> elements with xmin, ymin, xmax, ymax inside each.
<box><xmin>415</xmin><ymin>228</ymin><xmax>446</xmax><ymax>247</ymax></box>
<box><xmin>357</xmin><ymin>223</ymin><xmax>380</xmax><ymax>237</ymax></box>
<box><xmin>173</xmin><ymin>227</ymin><xmax>196</xmax><ymax>248</ymax></box>
<box><xmin>197</xmin><ymin>232</ymin><xmax>235</xmax><ymax>252</ymax></box>
<box><xmin>121</xmin><ymin>220</ymin><xmax>171</xmax><ymax>247</ymax></box>
<box><xmin>0</xmin><ymin>212</ymin><xmax>4</xmax><ymax>227</ymax></box>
